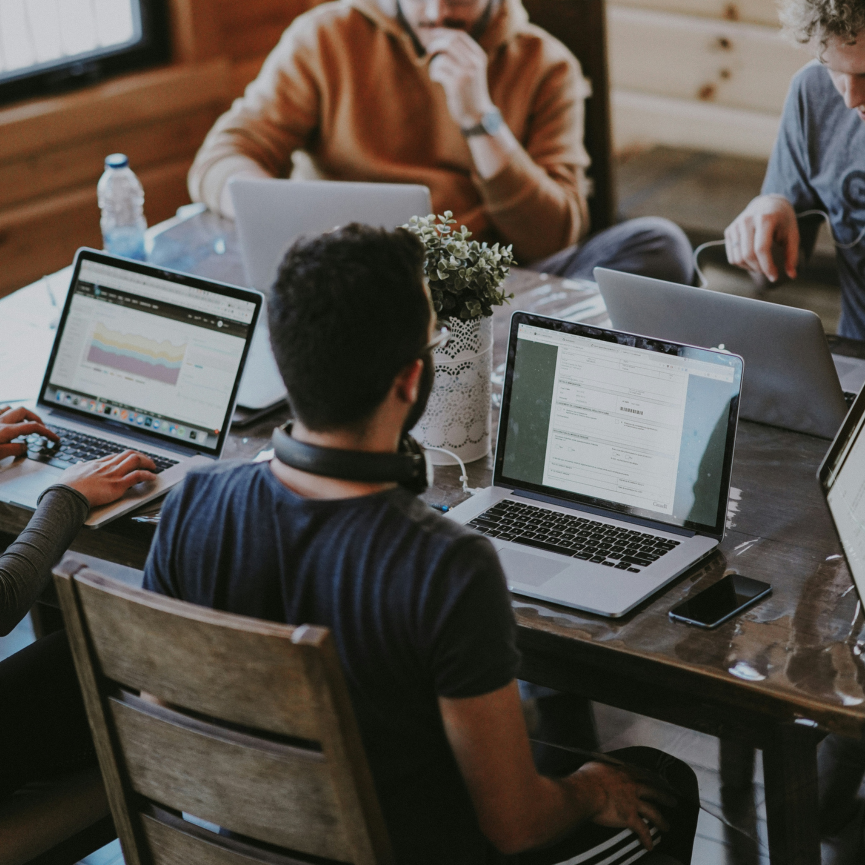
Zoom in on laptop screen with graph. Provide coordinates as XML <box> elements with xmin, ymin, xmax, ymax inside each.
<box><xmin>40</xmin><ymin>252</ymin><xmax>260</xmax><ymax>456</ymax></box>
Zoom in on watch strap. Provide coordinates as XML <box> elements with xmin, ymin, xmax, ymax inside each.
<box><xmin>461</xmin><ymin>108</ymin><xmax>503</xmax><ymax>138</ymax></box>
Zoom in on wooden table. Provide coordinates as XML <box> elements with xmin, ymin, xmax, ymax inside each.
<box><xmin>3</xmin><ymin>207</ymin><xmax>865</xmax><ymax>865</ymax></box>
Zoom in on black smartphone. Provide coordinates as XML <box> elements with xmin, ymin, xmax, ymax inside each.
<box><xmin>668</xmin><ymin>574</ymin><xmax>771</xmax><ymax>628</ymax></box>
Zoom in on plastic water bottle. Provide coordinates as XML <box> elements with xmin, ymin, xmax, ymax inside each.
<box><xmin>97</xmin><ymin>153</ymin><xmax>147</xmax><ymax>261</ymax></box>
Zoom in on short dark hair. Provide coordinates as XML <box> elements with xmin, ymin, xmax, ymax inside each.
<box><xmin>268</xmin><ymin>223</ymin><xmax>432</xmax><ymax>431</ymax></box>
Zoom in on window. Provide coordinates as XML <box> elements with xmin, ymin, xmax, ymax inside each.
<box><xmin>0</xmin><ymin>0</ymin><xmax>169</xmax><ymax>105</ymax></box>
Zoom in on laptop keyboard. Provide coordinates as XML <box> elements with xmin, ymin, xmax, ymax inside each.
<box><xmin>20</xmin><ymin>425</ymin><xmax>179</xmax><ymax>474</ymax></box>
<box><xmin>467</xmin><ymin>500</ymin><xmax>680</xmax><ymax>572</ymax></box>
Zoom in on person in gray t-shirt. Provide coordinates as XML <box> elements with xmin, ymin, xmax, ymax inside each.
<box><xmin>728</xmin><ymin>0</ymin><xmax>865</xmax><ymax>843</ymax></box>
<box><xmin>725</xmin><ymin>3</ymin><xmax>865</xmax><ymax>339</ymax></box>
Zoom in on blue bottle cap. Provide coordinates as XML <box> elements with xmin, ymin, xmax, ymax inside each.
<box><xmin>104</xmin><ymin>153</ymin><xmax>129</xmax><ymax>169</ymax></box>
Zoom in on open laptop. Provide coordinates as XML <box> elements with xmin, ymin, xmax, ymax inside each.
<box><xmin>595</xmin><ymin>267</ymin><xmax>849</xmax><ymax>439</ymax></box>
<box><xmin>446</xmin><ymin>311</ymin><xmax>744</xmax><ymax>617</ymax></box>
<box><xmin>230</xmin><ymin>178</ymin><xmax>432</xmax><ymax>410</ymax></box>
<box><xmin>820</xmin><ymin>384</ymin><xmax>865</xmax><ymax>614</ymax></box>
<box><xmin>0</xmin><ymin>249</ymin><xmax>262</xmax><ymax>527</ymax></box>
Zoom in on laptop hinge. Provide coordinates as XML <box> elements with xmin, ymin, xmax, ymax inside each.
<box><xmin>512</xmin><ymin>490</ymin><xmax>697</xmax><ymax>538</ymax></box>
<box><xmin>43</xmin><ymin>406</ymin><xmax>205</xmax><ymax>459</ymax></box>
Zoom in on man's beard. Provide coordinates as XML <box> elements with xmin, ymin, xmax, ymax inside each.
<box><xmin>404</xmin><ymin>351</ymin><xmax>435</xmax><ymax>435</ymax></box>
<box><xmin>396</xmin><ymin>0</ymin><xmax>497</xmax><ymax>51</ymax></box>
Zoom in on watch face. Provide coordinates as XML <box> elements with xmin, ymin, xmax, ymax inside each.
<box><xmin>482</xmin><ymin>109</ymin><xmax>503</xmax><ymax>135</ymax></box>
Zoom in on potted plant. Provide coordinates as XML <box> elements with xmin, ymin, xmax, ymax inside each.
<box><xmin>405</xmin><ymin>212</ymin><xmax>515</xmax><ymax>463</ymax></box>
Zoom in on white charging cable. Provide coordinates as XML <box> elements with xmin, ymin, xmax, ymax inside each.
<box><xmin>423</xmin><ymin>445</ymin><xmax>482</xmax><ymax>496</ymax></box>
<box><xmin>692</xmin><ymin>239</ymin><xmax>727</xmax><ymax>288</ymax></box>
<box><xmin>798</xmin><ymin>208</ymin><xmax>865</xmax><ymax>249</ymax></box>
<box><xmin>692</xmin><ymin>209</ymin><xmax>865</xmax><ymax>288</ymax></box>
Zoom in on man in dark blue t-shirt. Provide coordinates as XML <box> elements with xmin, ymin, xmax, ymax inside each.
<box><xmin>144</xmin><ymin>224</ymin><xmax>697</xmax><ymax>864</ymax></box>
<box><xmin>725</xmin><ymin>0</ymin><xmax>865</xmax><ymax>338</ymax></box>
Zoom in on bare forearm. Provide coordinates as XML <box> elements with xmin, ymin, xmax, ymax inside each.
<box><xmin>440</xmin><ymin>683</ymin><xmax>601</xmax><ymax>854</ymax></box>
<box><xmin>494</xmin><ymin>771</ymin><xmax>598</xmax><ymax>854</ymax></box>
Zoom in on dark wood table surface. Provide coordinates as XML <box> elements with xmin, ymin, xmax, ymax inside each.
<box><xmin>4</xmin><ymin>207</ymin><xmax>865</xmax><ymax>865</ymax></box>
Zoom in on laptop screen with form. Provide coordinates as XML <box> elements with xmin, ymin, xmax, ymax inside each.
<box><xmin>40</xmin><ymin>256</ymin><xmax>259</xmax><ymax>456</ymax></box>
<box><xmin>495</xmin><ymin>316</ymin><xmax>743</xmax><ymax>535</ymax></box>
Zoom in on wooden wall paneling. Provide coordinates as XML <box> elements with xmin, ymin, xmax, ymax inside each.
<box><xmin>0</xmin><ymin>62</ymin><xmax>230</xmax><ymax>164</ymax></box>
<box><xmin>226</xmin><ymin>22</ymin><xmax>298</xmax><ymax>63</ymax></box>
<box><xmin>170</xmin><ymin>0</ymin><xmax>223</xmax><ymax>62</ymax></box>
<box><xmin>214</xmin><ymin>0</ymin><xmax>323</xmax><ymax>33</ymax></box>
<box><xmin>0</xmin><ymin>109</ymin><xmax>217</xmax><ymax>212</ymax></box>
<box><xmin>607</xmin><ymin>6</ymin><xmax>809</xmax><ymax>113</ymax></box>
<box><xmin>611</xmin><ymin>88</ymin><xmax>781</xmax><ymax>158</ymax></box>
<box><xmin>610</xmin><ymin>0</ymin><xmax>782</xmax><ymax>26</ymax></box>
<box><xmin>230</xmin><ymin>58</ymin><xmax>268</xmax><ymax>97</ymax></box>
<box><xmin>215</xmin><ymin>0</ymin><xmax>328</xmax><ymax>61</ymax></box>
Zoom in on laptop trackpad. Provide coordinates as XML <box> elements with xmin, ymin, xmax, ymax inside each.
<box><xmin>498</xmin><ymin>547</ymin><xmax>571</xmax><ymax>587</ymax></box>
<box><xmin>0</xmin><ymin>461</ymin><xmax>63</xmax><ymax>509</ymax></box>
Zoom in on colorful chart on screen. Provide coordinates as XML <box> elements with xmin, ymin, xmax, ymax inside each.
<box><xmin>87</xmin><ymin>323</ymin><xmax>187</xmax><ymax>386</ymax></box>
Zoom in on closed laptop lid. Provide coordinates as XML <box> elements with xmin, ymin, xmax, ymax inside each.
<box><xmin>230</xmin><ymin>178</ymin><xmax>432</xmax><ymax>292</ymax></box>
<box><xmin>38</xmin><ymin>248</ymin><xmax>263</xmax><ymax>458</ymax></box>
<box><xmin>594</xmin><ymin>267</ymin><xmax>846</xmax><ymax>439</ymax></box>
<box><xmin>820</xmin><ymin>387</ymin><xmax>865</xmax><ymax>608</ymax></box>
<box><xmin>495</xmin><ymin>312</ymin><xmax>744</xmax><ymax>539</ymax></box>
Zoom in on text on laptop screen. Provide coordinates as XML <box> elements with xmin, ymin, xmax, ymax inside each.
<box><xmin>498</xmin><ymin>323</ymin><xmax>741</xmax><ymax>531</ymax></box>
<box><xmin>43</xmin><ymin>260</ymin><xmax>256</xmax><ymax>452</ymax></box>
<box><xmin>824</xmin><ymin>410</ymin><xmax>865</xmax><ymax>604</ymax></box>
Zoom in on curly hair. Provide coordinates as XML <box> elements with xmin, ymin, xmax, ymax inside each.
<box><xmin>779</xmin><ymin>0</ymin><xmax>865</xmax><ymax>50</ymax></box>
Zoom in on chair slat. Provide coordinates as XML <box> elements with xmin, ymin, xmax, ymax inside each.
<box><xmin>74</xmin><ymin>571</ymin><xmax>321</xmax><ymax>740</ymax></box>
<box><xmin>142</xmin><ymin>809</ymin><xmax>311</xmax><ymax>865</ymax></box>
<box><xmin>110</xmin><ymin>695</ymin><xmax>352</xmax><ymax>861</ymax></box>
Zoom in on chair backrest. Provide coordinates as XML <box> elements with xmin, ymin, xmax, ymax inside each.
<box><xmin>523</xmin><ymin>0</ymin><xmax>615</xmax><ymax>233</ymax></box>
<box><xmin>53</xmin><ymin>557</ymin><xmax>394</xmax><ymax>865</ymax></box>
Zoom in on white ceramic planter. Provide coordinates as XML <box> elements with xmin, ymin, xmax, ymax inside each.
<box><xmin>412</xmin><ymin>315</ymin><xmax>492</xmax><ymax>465</ymax></box>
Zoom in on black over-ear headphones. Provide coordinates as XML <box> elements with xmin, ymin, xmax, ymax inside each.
<box><xmin>272</xmin><ymin>422</ymin><xmax>431</xmax><ymax>494</ymax></box>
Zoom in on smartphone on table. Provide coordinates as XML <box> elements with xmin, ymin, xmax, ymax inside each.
<box><xmin>669</xmin><ymin>573</ymin><xmax>771</xmax><ymax>628</ymax></box>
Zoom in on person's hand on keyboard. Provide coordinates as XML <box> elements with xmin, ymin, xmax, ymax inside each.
<box><xmin>58</xmin><ymin>450</ymin><xmax>158</xmax><ymax>507</ymax></box>
<box><xmin>0</xmin><ymin>406</ymin><xmax>59</xmax><ymax>459</ymax></box>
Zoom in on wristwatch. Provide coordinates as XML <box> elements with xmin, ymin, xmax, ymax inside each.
<box><xmin>461</xmin><ymin>108</ymin><xmax>504</xmax><ymax>138</ymax></box>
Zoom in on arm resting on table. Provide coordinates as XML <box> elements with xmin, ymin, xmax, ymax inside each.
<box><xmin>0</xmin><ymin>485</ymin><xmax>89</xmax><ymax>636</ymax></box>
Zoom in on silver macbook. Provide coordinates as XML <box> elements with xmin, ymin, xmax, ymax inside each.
<box><xmin>595</xmin><ymin>267</ymin><xmax>848</xmax><ymax>439</ymax></box>
<box><xmin>230</xmin><ymin>178</ymin><xmax>432</xmax><ymax>410</ymax></box>
<box><xmin>0</xmin><ymin>249</ymin><xmax>262</xmax><ymax>527</ymax></box>
<box><xmin>447</xmin><ymin>312</ymin><xmax>743</xmax><ymax>617</ymax></box>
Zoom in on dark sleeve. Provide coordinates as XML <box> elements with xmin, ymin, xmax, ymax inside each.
<box><xmin>424</xmin><ymin>537</ymin><xmax>520</xmax><ymax>699</ymax></box>
<box><xmin>762</xmin><ymin>69</ymin><xmax>821</xmax><ymax>212</ymax></box>
<box><xmin>0</xmin><ymin>485</ymin><xmax>89</xmax><ymax>636</ymax></box>
<box><xmin>142</xmin><ymin>482</ymin><xmax>186</xmax><ymax>599</ymax></box>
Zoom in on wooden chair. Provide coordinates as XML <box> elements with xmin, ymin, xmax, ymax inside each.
<box><xmin>523</xmin><ymin>0</ymin><xmax>616</xmax><ymax>233</ymax></box>
<box><xmin>53</xmin><ymin>557</ymin><xmax>394</xmax><ymax>865</ymax></box>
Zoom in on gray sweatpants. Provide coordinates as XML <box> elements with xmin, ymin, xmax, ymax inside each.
<box><xmin>528</xmin><ymin>216</ymin><xmax>694</xmax><ymax>286</ymax></box>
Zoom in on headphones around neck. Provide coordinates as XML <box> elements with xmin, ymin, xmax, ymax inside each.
<box><xmin>272</xmin><ymin>422</ymin><xmax>432</xmax><ymax>494</ymax></box>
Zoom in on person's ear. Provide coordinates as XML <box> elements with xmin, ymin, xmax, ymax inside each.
<box><xmin>394</xmin><ymin>358</ymin><xmax>424</xmax><ymax>405</ymax></box>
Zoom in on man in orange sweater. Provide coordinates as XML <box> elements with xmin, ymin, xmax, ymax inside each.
<box><xmin>189</xmin><ymin>0</ymin><xmax>693</xmax><ymax>283</ymax></box>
